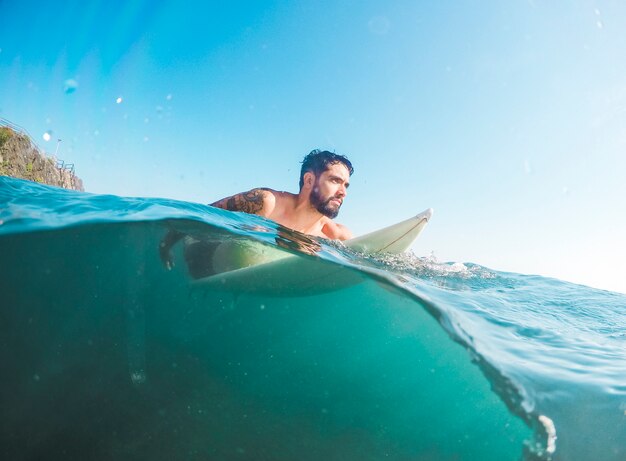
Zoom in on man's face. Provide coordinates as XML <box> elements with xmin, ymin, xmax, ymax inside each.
<box><xmin>309</xmin><ymin>163</ymin><xmax>350</xmax><ymax>219</ymax></box>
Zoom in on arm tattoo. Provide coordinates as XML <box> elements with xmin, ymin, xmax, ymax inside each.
<box><xmin>211</xmin><ymin>188</ymin><xmax>268</xmax><ymax>214</ymax></box>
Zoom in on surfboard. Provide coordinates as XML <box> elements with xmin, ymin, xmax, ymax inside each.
<box><xmin>192</xmin><ymin>208</ymin><xmax>433</xmax><ymax>296</ymax></box>
<box><xmin>343</xmin><ymin>208</ymin><xmax>433</xmax><ymax>254</ymax></box>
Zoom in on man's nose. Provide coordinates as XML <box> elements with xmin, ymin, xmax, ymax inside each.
<box><xmin>337</xmin><ymin>185</ymin><xmax>347</xmax><ymax>197</ymax></box>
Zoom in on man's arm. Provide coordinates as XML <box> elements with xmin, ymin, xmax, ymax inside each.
<box><xmin>159</xmin><ymin>188</ymin><xmax>276</xmax><ymax>270</ymax></box>
<box><xmin>159</xmin><ymin>229</ymin><xmax>184</xmax><ymax>270</ymax></box>
<box><xmin>322</xmin><ymin>221</ymin><xmax>353</xmax><ymax>241</ymax></box>
<box><xmin>210</xmin><ymin>188</ymin><xmax>276</xmax><ymax>217</ymax></box>
<box><xmin>334</xmin><ymin>223</ymin><xmax>353</xmax><ymax>240</ymax></box>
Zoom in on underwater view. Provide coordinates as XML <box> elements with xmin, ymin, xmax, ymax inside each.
<box><xmin>1</xmin><ymin>176</ymin><xmax>625</xmax><ymax>460</ymax></box>
<box><xmin>3</xmin><ymin>1</ymin><xmax>626</xmax><ymax>460</ymax></box>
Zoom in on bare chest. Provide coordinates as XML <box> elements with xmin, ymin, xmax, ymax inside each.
<box><xmin>267</xmin><ymin>210</ymin><xmax>328</xmax><ymax>239</ymax></box>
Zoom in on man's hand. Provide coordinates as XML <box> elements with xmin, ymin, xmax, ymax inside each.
<box><xmin>159</xmin><ymin>230</ymin><xmax>183</xmax><ymax>270</ymax></box>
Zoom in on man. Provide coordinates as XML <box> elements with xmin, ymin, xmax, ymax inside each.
<box><xmin>159</xmin><ymin>149</ymin><xmax>354</xmax><ymax>273</ymax></box>
<box><xmin>211</xmin><ymin>149</ymin><xmax>354</xmax><ymax>239</ymax></box>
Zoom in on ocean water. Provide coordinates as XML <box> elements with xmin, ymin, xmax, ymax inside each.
<box><xmin>1</xmin><ymin>176</ymin><xmax>625</xmax><ymax>461</ymax></box>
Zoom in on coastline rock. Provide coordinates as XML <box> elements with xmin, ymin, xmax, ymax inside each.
<box><xmin>0</xmin><ymin>125</ymin><xmax>84</xmax><ymax>191</ymax></box>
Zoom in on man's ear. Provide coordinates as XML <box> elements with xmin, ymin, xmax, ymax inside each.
<box><xmin>303</xmin><ymin>171</ymin><xmax>315</xmax><ymax>187</ymax></box>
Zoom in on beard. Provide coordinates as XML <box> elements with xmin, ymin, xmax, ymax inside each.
<box><xmin>310</xmin><ymin>186</ymin><xmax>341</xmax><ymax>219</ymax></box>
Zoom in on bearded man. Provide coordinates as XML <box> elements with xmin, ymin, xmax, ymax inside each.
<box><xmin>159</xmin><ymin>149</ymin><xmax>354</xmax><ymax>274</ymax></box>
<box><xmin>212</xmin><ymin>149</ymin><xmax>353</xmax><ymax>239</ymax></box>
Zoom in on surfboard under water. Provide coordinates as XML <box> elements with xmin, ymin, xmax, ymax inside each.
<box><xmin>191</xmin><ymin>208</ymin><xmax>433</xmax><ymax>296</ymax></box>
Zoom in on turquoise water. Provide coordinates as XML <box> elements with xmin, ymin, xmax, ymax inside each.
<box><xmin>1</xmin><ymin>177</ymin><xmax>625</xmax><ymax>461</ymax></box>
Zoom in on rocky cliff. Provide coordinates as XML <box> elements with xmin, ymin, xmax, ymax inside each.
<box><xmin>0</xmin><ymin>125</ymin><xmax>84</xmax><ymax>191</ymax></box>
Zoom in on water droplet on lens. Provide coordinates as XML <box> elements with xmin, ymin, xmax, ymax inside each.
<box><xmin>63</xmin><ymin>79</ymin><xmax>78</xmax><ymax>94</ymax></box>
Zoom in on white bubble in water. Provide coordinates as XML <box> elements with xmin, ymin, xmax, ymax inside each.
<box><xmin>42</xmin><ymin>131</ymin><xmax>52</xmax><ymax>142</ymax></box>
<box><xmin>538</xmin><ymin>415</ymin><xmax>557</xmax><ymax>454</ymax></box>
<box><xmin>116</xmin><ymin>97</ymin><xmax>123</xmax><ymax>104</ymax></box>
<box><xmin>63</xmin><ymin>78</ymin><xmax>78</xmax><ymax>94</ymax></box>
<box><xmin>450</xmin><ymin>262</ymin><xmax>467</xmax><ymax>273</ymax></box>
<box><xmin>165</xmin><ymin>93</ymin><xmax>172</xmax><ymax>101</ymax></box>
<box><xmin>130</xmin><ymin>370</ymin><xmax>146</xmax><ymax>385</ymax></box>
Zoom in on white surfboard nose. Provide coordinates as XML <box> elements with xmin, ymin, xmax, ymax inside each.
<box><xmin>346</xmin><ymin>207</ymin><xmax>434</xmax><ymax>254</ymax></box>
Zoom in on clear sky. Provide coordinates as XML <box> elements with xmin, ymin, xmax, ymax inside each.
<box><xmin>1</xmin><ymin>0</ymin><xmax>625</xmax><ymax>294</ymax></box>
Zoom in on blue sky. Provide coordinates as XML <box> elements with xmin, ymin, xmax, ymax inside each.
<box><xmin>1</xmin><ymin>0</ymin><xmax>625</xmax><ymax>293</ymax></box>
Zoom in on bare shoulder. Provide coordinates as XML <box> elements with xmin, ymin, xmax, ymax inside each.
<box><xmin>210</xmin><ymin>187</ymin><xmax>277</xmax><ymax>217</ymax></box>
<box><xmin>322</xmin><ymin>220</ymin><xmax>353</xmax><ymax>241</ymax></box>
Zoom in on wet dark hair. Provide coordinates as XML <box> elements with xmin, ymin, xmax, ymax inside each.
<box><xmin>299</xmin><ymin>149</ymin><xmax>354</xmax><ymax>190</ymax></box>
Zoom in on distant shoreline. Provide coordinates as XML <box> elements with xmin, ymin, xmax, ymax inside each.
<box><xmin>0</xmin><ymin>122</ymin><xmax>83</xmax><ymax>191</ymax></box>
